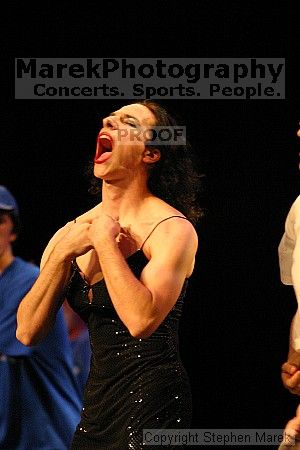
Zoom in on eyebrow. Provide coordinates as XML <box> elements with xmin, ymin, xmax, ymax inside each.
<box><xmin>109</xmin><ymin>112</ymin><xmax>141</xmax><ymax>125</ymax></box>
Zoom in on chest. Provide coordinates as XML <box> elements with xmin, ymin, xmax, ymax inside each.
<box><xmin>75</xmin><ymin>233</ymin><xmax>141</xmax><ymax>286</ymax></box>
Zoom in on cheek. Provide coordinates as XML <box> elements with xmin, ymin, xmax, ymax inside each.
<box><xmin>116</xmin><ymin>141</ymin><xmax>144</xmax><ymax>165</ymax></box>
<box><xmin>0</xmin><ymin>230</ymin><xmax>13</xmax><ymax>245</ymax></box>
<box><xmin>123</xmin><ymin>149</ymin><xmax>144</xmax><ymax>168</ymax></box>
<box><xmin>119</xmin><ymin>127</ymin><xmax>147</xmax><ymax>148</ymax></box>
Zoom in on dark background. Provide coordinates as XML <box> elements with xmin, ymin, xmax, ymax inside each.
<box><xmin>2</xmin><ymin>0</ymin><xmax>299</xmax><ymax>438</ymax></box>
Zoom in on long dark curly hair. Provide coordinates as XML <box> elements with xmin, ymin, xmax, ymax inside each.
<box><xmin>88</xmin><ymin>100</ymin><xmax>204</xmax><ymax>225</ymax></box>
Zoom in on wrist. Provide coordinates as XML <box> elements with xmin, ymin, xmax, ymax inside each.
<box><xmin>51</xmin><ymin>245</ymin><xmax>74</xmax><ymax>264</ymax></box>
<box><xmin>93</xmin><ymin>237</ymin><xmax>119</xmax><ymax>257</ymax></box>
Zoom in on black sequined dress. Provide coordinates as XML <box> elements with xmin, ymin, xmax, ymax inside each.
<box><xmin>67</xmin><ymin>248</ymin><xmax>192</xmax><ymax>450</ymax></box>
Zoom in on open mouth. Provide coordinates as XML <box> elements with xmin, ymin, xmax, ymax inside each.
<box><xmin>94</xmin><ymin>133</ymin><xmax>113</xmax><ymax>164</ymax></box>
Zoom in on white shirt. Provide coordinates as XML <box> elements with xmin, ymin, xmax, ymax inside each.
<box><xmin>278</xmin><ymin>195</ymin><xmax>300</xmax><ymax>351</ymax></box>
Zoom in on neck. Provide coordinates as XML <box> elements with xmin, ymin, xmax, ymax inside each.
<box><xmin>0</xmin><ymin>247</ymin><xmax>14</xmax><ymax>273</ymax></box>
<box><xmin>101</xmin><ymin>173</ymin><xmax>151</xmax><ymax>223</ymax></box>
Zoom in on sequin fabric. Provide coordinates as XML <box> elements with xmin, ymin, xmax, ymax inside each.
<box><xmin>67</xmin><ymin>250</ymin><xmax>192</xmax><ymax>450</ymax></box>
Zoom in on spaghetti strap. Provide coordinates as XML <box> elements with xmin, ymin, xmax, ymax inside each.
<box><xmin>140</xmin><ymin>215</ymin><xmax>189</xmax><ymax>250</ymax></box>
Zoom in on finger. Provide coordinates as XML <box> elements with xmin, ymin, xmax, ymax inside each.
<box><xmin>288</xmin><ymin>388</ymin><xmax>300</xmax><ymax>396</ymax></box>
<box><xmin>282</xmin><ymin>372</ymin><xmax>298</xmax><ymax>390</ymax></box>
<box><xmin>286</xmin><ymin>415</ymin><xmax>300</xmax><ymax>434</ymax></box>
<box><xmin>282</xmin><ymin>372</ymin><xmax>300</xmax><ymax>394</ymax></box>
<box><xmin>282</xmin><ymin>362</ymin><xmax>299</xmax><ymax>375</ymax></box>
<box><xmin>286</xmin><ymin>371</ymin><xmax>300</xmax><ymax>389</ymax></box>
<box><xmin>65</xmin><ymin>221</ymin><xmax>75</xmax><ymax>227</ymax></box>
<box><xmin>73</xmin><ymin>217</ymin><xmax>93</xmax><ymax>225</ymax></box>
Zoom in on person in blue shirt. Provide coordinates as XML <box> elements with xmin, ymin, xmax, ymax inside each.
<box><xmin>0</xmin><ymin>185</ymin><xmax>81</xmax><ymax>450</ymax></box>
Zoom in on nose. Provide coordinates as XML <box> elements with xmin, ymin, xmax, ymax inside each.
<box><xmin>103</xmin><ymin>116</ymin><xmax>118</xmax><ymax>129</ymax></box>
<box><xmin>297</xmin><ymin>129</ymin><xmax>300</xmax><ymax>137</ymax></box>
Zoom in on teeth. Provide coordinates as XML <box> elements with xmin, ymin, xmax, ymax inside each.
<box><xmin>99</xmin><ymin>135</ymin><xmax>112</xmax><ymax>151</ymax></box>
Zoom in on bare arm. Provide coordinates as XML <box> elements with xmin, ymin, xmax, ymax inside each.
<box><xmin>279</xmin><ymin>405</ymin><xmax>300</xmax><ymax>449</ymax></box>
<box><xmin>281</xmin><ymin>316</ymin><xmax>300</xmax><ymax>396</ymax></box>
<box><xmin>89</xmin><ymin>215</ymin><xmax>198</xmax><ymax>338</ymax></box>
<box><xmin>16</xmin><ymin>221</ymin><xmax>93</xmax><ymax>345</ymax></box>
<box><xmin>281</xmin><ymin>205</ymin><xmax>300</xmax><ymax>394</ymax></box>
<box><xmin>291</xmin><ymin>232</ymin><xmax>300</xmax><ymax>349</ymax></box>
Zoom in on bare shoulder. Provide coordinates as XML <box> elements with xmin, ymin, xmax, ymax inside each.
<box><xmin>141</xmin><ymin>197</ymin><xmax>198</xmax><ymax>255</ymax></box>
<box><xmin>40</xmin><ymin>223</ymin><xmax>69</xmax><ymax>269</ymax></box>
<box><xmin>143</xmin><ymin>213</ymin><xmax>198</xmax><ymax>278</ymax></box>
<box><xmin>40</xmin><ymin>218</ymin><xmax>76</xmax><ymax>269</ymax></box>
<box><xmin>152</xmin><ymin>215</ymin><xmax>198</xmax><ymax>249</ymax></box>
<box><xmin>147</xmin><ymin>197</ymin><xmax>197</xmax><ymax>233</ymax></box>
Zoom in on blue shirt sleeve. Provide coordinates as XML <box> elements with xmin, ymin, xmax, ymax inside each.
<box><xmin>0</xmin><ymin>258</ymin><xmax>39</xmax><ymax>357</ymax></box>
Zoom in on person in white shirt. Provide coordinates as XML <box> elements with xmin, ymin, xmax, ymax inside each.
<box><xmin>279</xmin><ymin>128</ymin><xmax>300</xmax><ymax>395</ymax></box>
<box><xmin>278</xmin><ymin>128</ymin><xmax>300</xmax><ymax>450</ymax></box>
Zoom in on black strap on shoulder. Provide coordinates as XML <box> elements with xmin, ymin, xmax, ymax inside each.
<box><xmin>140</xmin><ymin>215</ymin><xmax>189</xmax><ymax>250</ymax></box>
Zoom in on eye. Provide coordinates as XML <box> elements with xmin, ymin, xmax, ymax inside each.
<box><xmin>125</xmin><ymin>120</ymin><xmax>137</xmax><ymax>128</ymax></box>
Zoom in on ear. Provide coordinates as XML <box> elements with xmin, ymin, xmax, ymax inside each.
<box><xmin>142</xmin><ymin>147</ymin><xmax>161</xmax><ymax>164</ymax></box>
<box><xmin>9</xmin><ymin>233</ymin><xmax>17</xmax><ymax>244</ymax></box>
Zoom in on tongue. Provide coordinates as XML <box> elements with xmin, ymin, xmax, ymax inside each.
<box><xmin>95</xmin><ymin>151</ymin><xmax>112</xmax><ymax>163</ymax></box>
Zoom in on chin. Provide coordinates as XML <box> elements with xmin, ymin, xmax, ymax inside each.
<box><xmin>93</xmin><ymin>165</ymin><xmax>105</xmax><ymax>179</ymax></box>
<box><xmin>93</xmin><ymin>165</ymin><xmax>114</xmax><ymax>182</ymax></box>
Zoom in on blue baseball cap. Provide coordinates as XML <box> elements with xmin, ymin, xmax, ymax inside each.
<box><xmin>0</xmin><ymin>186</ymin><xmax>19</xmax><ymax>215</ymax></box>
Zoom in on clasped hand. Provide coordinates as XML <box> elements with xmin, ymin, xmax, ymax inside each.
<box><xmin>57</xmin><ymin>213</ymin><xmax>121</xmax><ymax>260</ymax></box>
<box><xmin>281</xmin><ymin>359</ymin><xmax>300</xmax><ymax>396</ymax></box>
<box><xmin>89</xmin><ymin>214</ymin><xmax>121</xmax><ymax>247</ymax></box>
